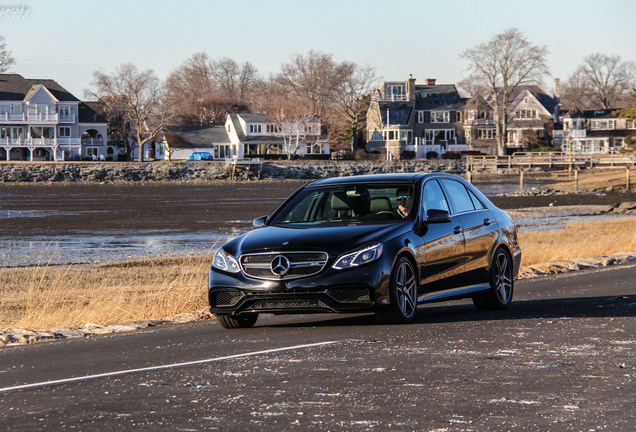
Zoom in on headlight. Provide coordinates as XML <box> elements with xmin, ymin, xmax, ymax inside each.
<box><xmin>333</xmin><ymin>243</ymin><xmax>383</xmax><ymax>270</ymax></box>
<box><xmin>212</xmin><ymin>248</ymin><xmax>241</xmax><ymax>273</ymax></box>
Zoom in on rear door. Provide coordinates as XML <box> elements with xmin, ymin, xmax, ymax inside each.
<box><xmin>439</xmin><ymin>179</ymin><xmax>497</xmax><ymax>285</ymax></box>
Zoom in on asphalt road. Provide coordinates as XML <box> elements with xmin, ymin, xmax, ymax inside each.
<box><xmin>1</xmin><ymin>265</ymin><xmax>634</xmax><ymax>431</ymax></box>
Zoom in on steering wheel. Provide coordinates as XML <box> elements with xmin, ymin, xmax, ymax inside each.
<box><xmin>376</xmin><ymin>211</ymin><xmax>401</xmax><ymax>219</ymax></box>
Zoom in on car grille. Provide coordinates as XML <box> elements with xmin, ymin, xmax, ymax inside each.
<box><xmin>240</xmin><ymin>252</ymin><xmax>328</xmax><ymax>280</ymax></box>
<box><xmin>249</xmin><ymin>298</ymin><xmax>328</xmax><ymax>310</ymax></box>
<box><xmin>212</xmin><ymin>290</ymin><xmax>244</xmax><ymax>308</ymax></box>
<box><xmin>326</xmin><ymin>288</ymin><xmax>371</xmax><ymax>304</ymax></box>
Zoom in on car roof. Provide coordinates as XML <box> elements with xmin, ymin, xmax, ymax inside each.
<box><xmin>306</xmin><ymin>172</ymin><xmax>464</xmax><ymax>187</ymax></box>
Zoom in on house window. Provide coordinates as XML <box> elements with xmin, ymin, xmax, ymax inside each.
<box><xmin>0</xmin><ymin>105</ymin><xmax>9</xmax><ymax>114</ymax></box>
<box><xmin>399</xmin><ymin>130</ymin><xmax>413</xmax><ymax>144</ymax></box>
<box><xmin>431</xmin><ymin>111</ymin><xmax>450</xmax><ymax>123</ymax></box>
<box><xmin>478</xmin><ymin>129</ymin><xmax>496</xmax><ymax>139</ymax></box>
<box><xmin>417</xmin><ymin>111</ymin><xmax>424</xmax><ymax>123</ymax></box>
<box><xmin>424</xmin><ymin>129</ymin><xmax>455</xmax><ymax>144</ymax></box>
<box><xmin>386</xmin><ymin>85</ymin><xmax>404</xmax><ymax>97</ymax></box>
<box><xmin>590</xmin><ymin>120</ymin><xmax>615</xmax><ymax>130</ymax></box>
<box><xmin>59</xmin><ymin>126</ymin><xmax>71</xmax><ymax>137</ymax></box>
<box><xmin>59</xmin><ymin>105</ymin><xmax>71</xmax><ymax>116</ymax></box>
<box><xmin>515</xmin><ymin>109</ymin><xmax>537</xmax><ymax>119</ymax></box>
<box><xmin>266</xmin><ymin>124</ymin><xmax>280</xmax><ymax>133</ymax></box>
<box><xmin>304</xmin><ymin>124</ymin><xmax>317</xmax><ymax>133</ymax></box>
<box><xmin>370</xmin><ymin>130</ymin><xmax>382</xmax><ymax>141</ymax></box>
<box><xmin>627</xmin><ymin>120</ymin><xmax>636</xmax><ymax>129</ymax></box>
<box><xmin>86</xmin><ymin>147</ymin><xmax>98</xmax><ymax>157</ymax></box>
<box><xmin>249</xmin><ymin>124</ymin><xmax>262</xmax><ymax>134</ymax></box>
<box><xmin>12</xmin><ymin>104</ymin><xmax>23</xmax><ymax>114</ymax></box>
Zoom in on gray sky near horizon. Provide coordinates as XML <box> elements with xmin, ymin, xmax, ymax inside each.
<box><xmin>1</xmin><ymin>0</ymin><xmax>635</xmax><ymax>99</ymax></box>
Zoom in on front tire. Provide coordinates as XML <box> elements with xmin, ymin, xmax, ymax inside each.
<box><xmin>473</xmin><ymin>247</ymin><xmax>514</xmax><ymax>310</ymax></box>
<box><xmin>216</xmin><ymin>313</ymin><xmax>259</xmax><ymax>329</ymax></box>
<box><xmin>375</xmin><ymin>256</ymin><xmax>418</xmax><ymax>324</ymax></box>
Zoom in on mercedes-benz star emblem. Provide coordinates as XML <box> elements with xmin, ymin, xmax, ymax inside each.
<box><xmin>270</xmin><ymin>255</ymin><xmax>291</xmax><ymax>276</ymax></box>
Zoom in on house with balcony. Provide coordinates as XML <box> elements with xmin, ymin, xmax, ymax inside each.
<box><xmin>366</xmin><ymin>77</ymin><xmax>469</xmax><ymax>159</ymax></box>
<box><xmin>0</xmin><ymin>74</ymin><xmax>109</xmax><ymax>161</ymax></box>
<box><xmin>157</xmin><ymin>113</ymin><xmax>329</xmax><ymax>160</ymax></box>
<box><xmin>554</xmin><ymin>109</ymin><xmax>636</xmax><ymax>154</ymax></box>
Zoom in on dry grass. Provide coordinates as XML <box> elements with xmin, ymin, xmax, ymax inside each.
<box><xmin>1</xmin><ymin>217</ymin><xmax>635</xmax><ymax>330</ymax></box>
<box><xmin>519</xmin><ymin>216</ymin><xmax>636</xmax><ymax>267</ymax></box>
<box><xmin>0</xmin><ymin>255</ymin><xmax>211</xmax><ymax>330</ymax></box>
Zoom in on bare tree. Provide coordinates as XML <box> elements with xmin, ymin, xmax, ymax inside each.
<box><xmin>329</xmin><ymin>63</ymin><xmax>379</xmax><ymax>151</ymax></box>
<box><xmin>456</xmin><ymin>74</ymin><xmax>489</xmax><ymax>98</ymax></box>
<box><xmin>460</xmin><ymin>28</ymin><xmax>549</xmax><ymax>155</ymax></box>
<box><xmin>276</xmin><ymin>50</ymin><xmax>350</xmax><ymax>117</ymax></box>
<box><xmin>165</xmin><ymin>52</ymin><xmax>217</xmax><ymax>125</ymax></box>
<box><xmin>0</xmin><ymin>35</ymin><xmax>15</xmax><ymax>73</ymax></box>
<box><xmin>165</xmin><ymin>53</ymin><xmax>258</xmax><ymax>126</ymax></box>
<box><xmin>211</xmin><ymin>57</ymin><xmax>260</xmax><ymax>108</ymax></box>
<box><xmin>560</xmin><ymin>69</ymin><xmax>595</xmax><ymax>112</ymax></box>
<box><xmin>270</xmin><ymin>112</ymin><xmax>324</xmax><ymax>159</ymax></box>
<box><xmin>575</xmin><ymin>53</ymin><xmax>636</xmax><ymax>110</ymax></box>
<box><xmin>90</xmin><ymin>63</ymin><xmax>173</xmax><ymax>162</ymax></box>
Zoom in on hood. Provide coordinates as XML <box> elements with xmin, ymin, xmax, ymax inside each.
<box><xmin>226</xmin><ymin>221</ymin><xmax>410</xmax><ymax>256</ymax></box>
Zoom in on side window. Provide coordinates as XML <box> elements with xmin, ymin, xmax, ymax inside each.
<box><xmin>422</xmin><ymin>180</ymin><xmax>450</xmax><ymax>215</ymax></box>
<box><xmin>466</xmin><ymin>187</ymin><xmax>486</xmax><ymax>210</ymax></box>
<box><xmin>440</xmin><ymin>179</ymin><xmax>475</xmax><ymax>214</ymax></box>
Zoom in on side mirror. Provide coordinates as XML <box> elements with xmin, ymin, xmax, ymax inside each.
<box><xmin>252</xmin><ymin>216</ymin><xmax>268</xmax><ymax>228</ymax></box>
<box><xmin>426</xmin><ymin>209</ymin><xmax>451</xmax><ymax>223</ymax></box>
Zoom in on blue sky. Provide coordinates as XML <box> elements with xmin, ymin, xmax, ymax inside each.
<box><xmin>1</xmin><ymin>0</ymin><xmax>635</xmax><ymax>98</ymax></box>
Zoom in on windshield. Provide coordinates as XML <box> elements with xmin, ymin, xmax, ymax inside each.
<box><xmin>269</xmin><ymin>183</ymin><xmax>416</xmax><ymax>225</ymax></box>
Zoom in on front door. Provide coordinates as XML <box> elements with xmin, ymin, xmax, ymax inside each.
<box><xmin>415</xmin><ymin>179</ymin><xmax>466</xmax><ymax>292</ymax></box>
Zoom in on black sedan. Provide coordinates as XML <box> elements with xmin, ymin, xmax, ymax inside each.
<box><xmin>209</xmin><ymin>173</ymin><xmax>521</xmax><ymax>328</ymax></box>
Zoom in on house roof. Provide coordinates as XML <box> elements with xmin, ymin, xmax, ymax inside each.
<box><xmin>79</xmin><ymin>101</ymin><xmax>108</xmax><ymax>123</ymax></box>
<box><xmin>414</xmin><ymin>84</ymin><xmax>465</xmax><ymax>111</ymax></box>
<box><xmin>165</xmin><ymin>125</ymin><xmax>231</xmax><ymax>148</ymax></box>
<box><xmin>0</xmin><ymin>73</ymin><xmax>80</xmax><ymax>102</ymax></box>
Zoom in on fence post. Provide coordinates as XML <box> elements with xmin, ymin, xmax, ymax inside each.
<box><xmin>627</xmin><ymin>167</ymin><xmax>631</xmax><ymax>192</ymax></box>
<box><xmin>519</xmin><ymin>169</ymin><xmax>524</xmax><ymax>193</ymax></box>
<box><xmin>574</xmin><ymin>169</ymin><xmax>579</xmax><ymax>193</ymax></box>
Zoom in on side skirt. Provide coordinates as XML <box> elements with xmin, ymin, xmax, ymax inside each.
<box><xmin>417</xmin><ymin>284</ymin><xmax>490</xmax><ymax>304</ymax></box>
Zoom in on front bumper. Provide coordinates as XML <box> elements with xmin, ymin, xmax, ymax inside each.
<box><xmin>209</xmin><ymin>261</ymin><xmax>391</xmax><ymax>316</ymax></box>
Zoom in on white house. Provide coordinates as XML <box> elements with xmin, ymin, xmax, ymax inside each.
<box><xmin>0</xmin><ymin>74</ymin><xmax>109</xmax><ymax>161</ymax></box>
<box><xmin>158</xmin><ymin>113</ymin><xmax>330</xmax><ymax>160</ymax></box>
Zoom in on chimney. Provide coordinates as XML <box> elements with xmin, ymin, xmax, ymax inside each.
<box><xmin>407</xmin><ymin>74</ymin><xmax>416</xmax><ymax>102</ymax></box>
<box><xmin>425</xmin><ymin>78</ymin><xmax>436</xmax><ymax>86</ymax></box>
<box><xmin>553</xmin><ymin>78</ymin><xmax>561</xmax><ymax>99</ymax></box>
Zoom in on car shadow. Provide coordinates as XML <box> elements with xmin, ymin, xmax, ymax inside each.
<box><xmin>263</xmin><ymin>294</ymin><xmax>636</xmax><ymax>328</ymax></box>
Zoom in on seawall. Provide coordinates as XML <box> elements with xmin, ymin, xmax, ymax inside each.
<box><xmin>0</xmin><ymin>160</ymin><xmax>470</xmax><ymax>183</ymax></box>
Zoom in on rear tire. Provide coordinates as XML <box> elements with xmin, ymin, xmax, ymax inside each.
<box><xmin>473</xmin><ymin>247</ymin><xmax>514</xmax><ymax>310</ymax></box>
<box><xmin>216</xmin><ymin>313</ymin><xmax>259</xmax><ymax>329</ymax></box>
<box><xmin>375</xmin><ymin>256</ymin><xmax>418</xmax><ymax>324</ymax></box>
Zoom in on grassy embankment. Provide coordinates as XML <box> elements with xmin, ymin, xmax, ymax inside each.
<box><xmin>1</xmin><ymin>217</ymin><xmax>635</xmax><ymax>330</ymax></box>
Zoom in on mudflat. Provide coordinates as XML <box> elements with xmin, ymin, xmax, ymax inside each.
<box><xmin>1</xmin><ymin>180</ymin><xmax>635</xmax><ymax>236</ymax></box>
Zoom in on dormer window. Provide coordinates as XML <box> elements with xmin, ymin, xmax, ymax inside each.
<box><xmin>249</xmin><ymin>124</ymin><xmax>262</xmax><ymax>134</ymax></box>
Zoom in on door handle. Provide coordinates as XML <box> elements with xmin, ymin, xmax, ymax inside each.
<box><xmin>483</xmin><ymin>217</ymin><xmax>491</xmax><ymax>226</ymax></box>
<box><xmin>453</xmin><ymin>225</ymin><xmax>462</xmax><ymax>234</ymax></box>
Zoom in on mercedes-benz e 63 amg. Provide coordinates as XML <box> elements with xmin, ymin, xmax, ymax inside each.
<box><xmin>209</xmin><ymin>173</ymin><xmax>521</xmax><ymax>328</ymax></box>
